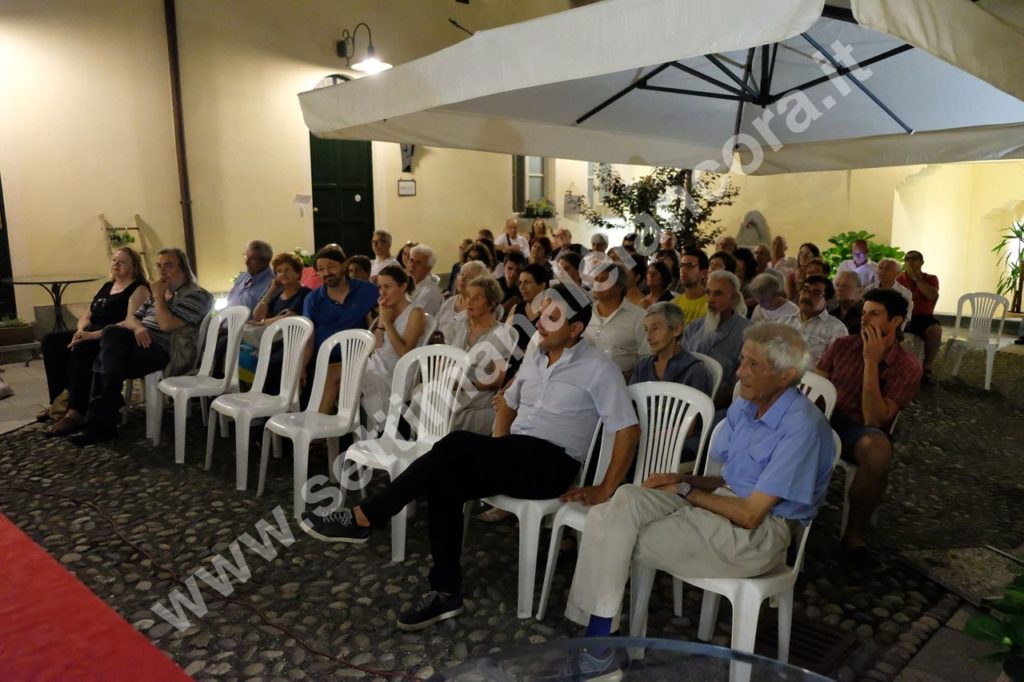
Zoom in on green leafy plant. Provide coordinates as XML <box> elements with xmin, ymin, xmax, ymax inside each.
<box><xmin>107</xmin><ymin>228</ymin><xmax>135</xmax><ymax>246</ymax></box>
<box><xmin>523</xmin><ymin>198</ymin><xmax>556</xmax><ymax>219</ymax></box>
<box><xmin>821</xmin><ymin>230</ymin><xmax>904</xmax><ymax>273</ymax></box>
<box><xmin>993</xmin><ymin>218</ymin><xmax>1024</xmax><ymax>313</ymax></box>
<box><xmin>965</xmin><ymin>571</ymin><xmax>1024</xmax><ymax>681</ymax></box>
<box><xmin>581</xmin><ymin>166</ymin><xmax>738</xmax><ymax>249</ymax></box>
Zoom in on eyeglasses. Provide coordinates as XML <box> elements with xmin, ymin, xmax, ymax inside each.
<box><xmin>800</xmin><ymin>285</ymin><xmax>826</xmax><ymax>298</ymax></box>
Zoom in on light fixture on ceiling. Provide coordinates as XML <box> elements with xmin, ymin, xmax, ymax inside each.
<box><xmin>336</xmin><ymin>22</ymin><xmax>392</xmax><ymax>75</ymax></box>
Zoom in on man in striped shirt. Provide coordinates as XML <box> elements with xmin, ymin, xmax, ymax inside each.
<box><xmin>71</xmin><ymin>247</ymin><xmax>212</xmax><ymax>446</ymax></box>
<box><xmin>816</xmin><ymin>288</ymin><xmax>921</xmax><ymax>572</ymax></box>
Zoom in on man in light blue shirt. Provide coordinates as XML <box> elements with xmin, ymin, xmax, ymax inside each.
<box><xmin>566</xmin><ymin>323</ymin><xmax>834</xmax><ymax>650</ymax></box>
<box><xmin>225</xmin><ymin>240</ymin><xmax>274</xmax><ymax>312</ymax></box>
<box><xmin>298</xmin><ymin>283</ymin><xmax>640</xmax><ymax>632</ymax></box>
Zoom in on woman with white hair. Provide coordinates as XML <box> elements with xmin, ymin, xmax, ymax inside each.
<box><xmin>749</xmin><ymin>272</ymin><xmax>799</xmax><ymax>323</ymax></box>
<box><xmin>630</xmin><ymin>302</ymin><xmax>712</xmax><ymax>395</ymax></box>
<box><xmin>435</xmin><ymin>260</ymin><xmax>492</xmax><ymax>340</ymax></box>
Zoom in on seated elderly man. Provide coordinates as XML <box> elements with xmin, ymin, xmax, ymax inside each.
<box><xmin>630</xmin><ymin>302</ymin><xmax>711</xmax><ymax>395</ymax></box>
<box><xmin>226</xmin><ymin>240</ymin><xmax>274</xmax><ymax>312</ymax></box>
<box><xmin>867</xmin><ymin>257</ymin><xmax>913</xmax><ymax>329</ymax></box>
<box><xmin>407</xmin><ymin>244</ymin><xmax>444</xmax><ymax>316</ymax></box>
<box><xmin>791</xmin><ymin>275</ymin><xmax>848</xmax><ymax>364</ymax></box>
<box><xmin>828</xmin><ymin>271</ymin><xmax>864</xmax><ymax>334</ymax></box>
<box><xmin>683</xmin><ymin>270</ymin><xmax>751</xmax><ymax>404</ymax></box>
<box><xmin>581</xmin><ymin>232</ymin><xmax>610</xmax><ymax>284</ymax></box>
<box><xmin>584</xmin><ymin>262</ymin><xmax>649</xmax><ymax>380</ymax></box>
<box><xmin>71</xmin><ymin>247</ymin><xmax>213</xmax><ymax>445</ymax></box>
<box><xmin>369</xmin><ymin>229</ymin><xmax>400</xmax><ymax>281</ymax></box>
<box><xmin>749</xmin><ymin>272</ymin><xmax>798</xmax><ymax>323</ymax></box>
<box><xmin>299</xmin><ymin>284</ymin><xmax>641</xmax><ymax>631</ymax></box>
<box><xmin>896</xmin><ymin>250</ymin><xmax>941</xmax><ymax>380</ymax></box>
<box><xmin>817</xmin><ymin>289</ymin><xmax>921</xmax><ymax>572</ymax></box>
<box><xmin>837</xmin><ymin>238</ymin><xmax>879</xmax><ymax>288</ymax></box>
<box><xmin>566</xmin><ymin>323</ymin><xmax>835</xmax><ymax>665</ymax></box>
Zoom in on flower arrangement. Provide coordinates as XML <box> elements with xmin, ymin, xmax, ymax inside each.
<box><xmin>293</xmin><ymin>247</ymin><xmax>314</xmax><ymax>267</ymax></box>
<box><xmin>523</xmin><ymin>198</ymin><xmax>556</xmax><ymax>219</ymax></box>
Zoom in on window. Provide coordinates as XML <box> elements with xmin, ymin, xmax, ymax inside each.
<box><xmin>512</xmin><ymin>155</ymin><xmax>546</xmax><ymax>212</ymax></box>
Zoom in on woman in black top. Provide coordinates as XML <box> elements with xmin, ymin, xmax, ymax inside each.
<box><xmin>41</xmin><ymin>247</ymin><xmax>149</xmax><ymax>434</ymax></box>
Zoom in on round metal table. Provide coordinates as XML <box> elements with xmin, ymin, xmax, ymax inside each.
<box><xmin>4</xmin><ymin>274</ymin><xmax>103</xmax><ymax>332</ymax></box>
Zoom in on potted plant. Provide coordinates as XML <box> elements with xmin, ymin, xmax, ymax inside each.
<box><xmin>993</xmin><ymin>218</ymin><xmax>1024</xmax><ymax>313</ymax></box>
<box><xmin>0</xmin><ymin>316</ymin><xmax>35</xmax><ymax>347</ymax></box>
<box><xmin>522</xmin><ymin>198</ymin><xmax>556</xmax><ymax>219</ymax></box>
<box><xmin>107</xmin><ymin>228</ymin><xmax>136</xmax><ymax>247</ymax></box>
<box><xmin>966</xmin><ymin>570</ymin><xmax>1024</xmax><ymax>681</ymax></box>
<box><xmin>820</xmin><ymin>230</ymin><xmax>905</xmax><ymax>273</ymax></box>
<box><xmin>580</xmin><ymin>165</ymin><xmax>737</xmax><ymax>249</ymax></box>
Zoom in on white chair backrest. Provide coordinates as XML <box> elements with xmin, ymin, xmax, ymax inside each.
<box><xmin>420</xmin><ymin>313</ymin><xmax>438</xmax><ymax>347</ymax></box>
<box><xmin>250</xmin><ymin>317</ymin><xmax>314</xmax><ymax>403</ymax></box>
<box><xmin>577</xmin><ymin>423</ymin><xmax>616</xmax><ymax>489</ymax></box>
<box><xmin>307</xmin><ymin>330</ymin><xmax>376</xmax><ymax>425</ymax></box>
<box><xmin>630</xmin><ymin>382</ymin><xmax>715</xmax><ymax>483</ymax></box>
<box><xmin>798</xmin><ymin>371</ymin><xmax>837</xmax><ymax>419</ymax></box>
<box><xmin>956</xmin><ymin>292</ymin><xmax>1008</xmax><ymax>344</ymax></box>
<box><xmin>690</xmin><ymin>351</ymin><xmax>723</xmax><ymax>399</ymax></box>
<box><xmin>195</xmin><ymin>306</ymin><xmax>250</xmax><ymax>388</ymax></box>
<box><xmin>383</xmin><ymin>344</ymin><xmax>469</xmax><ymax>443</ymax></box>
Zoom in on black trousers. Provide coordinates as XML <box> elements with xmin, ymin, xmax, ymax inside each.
<box><xmin>86</xmin><ymin>326</ymin><xmax>170</xmax><ymax>432</ymax></box>
<box><xmin>41</xmin><ymin>330</ymin><xmax>100</xmax><ymax>412</ymax></box>
<box><xmin>360</xmin><ymin>432</ymin><xmax>580</xmax><ymax>594</ymax></box>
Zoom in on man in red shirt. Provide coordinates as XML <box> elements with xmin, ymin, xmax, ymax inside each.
<box><xmin>896</xmin><ymin>250</ymin><xmax>941</xmax><ymax>382</ymax></box>
<box><xmin>816</xmin><ymin>289</ymin><xmax>922</xmax><ymax>571</ymax></box>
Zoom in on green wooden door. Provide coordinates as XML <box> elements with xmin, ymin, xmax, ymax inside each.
<box><xmin>310</xmin><ymin>135</ymin><xmax>374</xmax><ymax>258</ymax></box>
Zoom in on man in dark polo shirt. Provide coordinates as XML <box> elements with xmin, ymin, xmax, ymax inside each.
<box><xmin>816</xmin><ymin>288</ymin><xmax>922</xmax><ymax>571</ymax></box>
<box><xmin>896</xmin><ymin>250</ymin><xmax>941</xmax><ymax>382</ymax></box>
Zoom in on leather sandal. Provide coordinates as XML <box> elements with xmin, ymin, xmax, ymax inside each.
<box><xmin>44</xmin><ymin>416</ymin><xmax>85</xmax><ymax>437</ymax></box>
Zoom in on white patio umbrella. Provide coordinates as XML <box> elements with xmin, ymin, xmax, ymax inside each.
<box><xmin>298</xmin><ymin>0</ymin><xmax>1024</xmax><ymax>174</ymax></box>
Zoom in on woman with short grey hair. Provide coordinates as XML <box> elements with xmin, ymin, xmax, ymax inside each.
<box><xmin>749</xmin><ymin>272</ymin><xmax>799</xmax><ymax>323</ymax></box>
<box><xmin>629</xmin><ymin>301</ymin><xmax>712</xmax><ymax>396</ymax></box>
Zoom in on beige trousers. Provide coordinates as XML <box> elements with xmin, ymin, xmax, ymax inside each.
<box><xmin>565</xmin><ymin>484</ymin><xmax>792</xmax><ymax>625</ymax></box>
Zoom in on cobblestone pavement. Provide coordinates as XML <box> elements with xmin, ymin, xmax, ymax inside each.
<box><xmin>0</xmin><ymin>356</ymin><xmax>1020</xmax><ymax>681</ymax></box>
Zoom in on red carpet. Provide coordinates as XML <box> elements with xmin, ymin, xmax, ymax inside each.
<box><xmin>0</xmin><ymin>514</ymin><xmax>190</xmax><ymax>681</ymax></box>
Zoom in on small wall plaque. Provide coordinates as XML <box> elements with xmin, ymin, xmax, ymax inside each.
<box><xmin>397</xmin><ymin>179</ymin><xmax>416</xmax><ymax>197</ymax></box>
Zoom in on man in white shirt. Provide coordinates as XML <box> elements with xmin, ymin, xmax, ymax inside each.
<box><xmin>494</xmin><ymin>217</ymin><xmax>530</xmax><ymax>259</ymax></box>
<box><xmin>370</xmin><ymin>229</ymin><xmax>400</xmax><ymax>281</ymax></box>
<box><xmin>791</xmin><ymin>275</ymin><xmax>848</xmax><ymax>364</ymax></box>
<box><xmin>865</xmin><ymin>258</ymin><xmax>913</xmax><ymax>327</ymax></box>
<box><xmin>407</xmin><ymin>244</ymin><xmax>443</xmax><ymax>316</ymax></box>
<box><xmin>584</xmin><ymin>262</ymin><xmax>650</xmax><ymax>379</ymax></box>
<box><xmin>767</xmin><ymin>235</ymin><xmax>797</xmax><ymax>277</ymax></box>
<box><xmin>837</xmin><ymin>238</ymin><xmax>879</xmax><ymax>288</ymax></box>
<box><xmin>581</xmin><ymin>232</ymin><xmax>610</xmax><ymax>284</ymax></box>
<box><xmin>298</xmin><ymin>283</ymin><xmax>640</xmax><ymax>632</ymax></box>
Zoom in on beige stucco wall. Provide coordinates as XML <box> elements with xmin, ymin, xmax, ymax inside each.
<box><xmin>0</xmin><ymin>0</ymin><xmax>182</xmax><ymax>315</ymax></box>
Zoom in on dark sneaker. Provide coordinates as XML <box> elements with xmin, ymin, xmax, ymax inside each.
<box><xmin>397</xmin><ymin>591</ymin><xmax>465</xmax><ymax>631</ymax></box>
<box><xmin>298</xmin><ymin>508</ymin><xmax>371</xmax><ymax>544</ymax></box>
<box><xmin>534</xmin><ymin>646</ymin><xmax>625</xmax><ymax>681</ymax></box>
<box><xmin>68</xmin><ymin>427</ymin><xmax>116</xmax><ymax>447</ymax></box>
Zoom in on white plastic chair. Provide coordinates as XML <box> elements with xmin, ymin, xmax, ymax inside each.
<box><xmin>690</xmin><ymin>351</ymin><xmax>723</xmax><ymax>399</ymax></box>
<box><xmin>797</xmin><ymin>371</ymin><xmax>837</xmax><ymax>419</ymax></box>
<box><xmin>536</xmin><ymin>382</ymin><xmax>715</xmax><ymax>620</ymax></box>
<box><xmin>154</xmin><ymin>306</ymin><xmax>250</xmax><ymax>462</ymax></box>
<box><xmin>256</xmin><ymin>330</ymin><xmax>375</xmax><ymax>519</ymax></box>
<box><xmin>421</xmin><ymin>313</ymin><xmax>438</xmax><ymax>346</ymax></box>
<box><xmin>124</xmin><ymin>312</ymin><xmax>214</xmax><ymax>440</ymax></box>
<box><xmin>943</xmin><ymin>292</ymin><xmax>1009</xmax><ymax>390</ymax></box>
<box><xmin>204</xmin><ymin>317</ymin><xmax>313</xmax><ymax>490</ymax></box>
<box><xmin>629</xmin><ymin>427</ymin><xmax>841</xmax><ymax>667</ymax></box>
<box><xmin>339</xmin><ymin>344</ymin><xmax>469</xmax><ymax>562</ymax></box>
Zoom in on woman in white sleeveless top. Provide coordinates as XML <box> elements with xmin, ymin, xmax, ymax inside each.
<box><xmin>444</xmin><ymin>275</ymin><xmax>515</xmax><ymax>435</ymax></box>
<box><xmin>360</xmin><ymin>266</ymin><xmax>427</xmax><ymax>426</ymax></box>
<box><xmin>435</xmin><ymin>259</ymin><xmax>490</xmax><ymax>341</ymax></box>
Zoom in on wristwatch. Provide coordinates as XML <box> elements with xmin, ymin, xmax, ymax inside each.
<box><xmin>676</xmin><ymin>481</ymin><xmax>692</xmax><ymax>499</ymax></box>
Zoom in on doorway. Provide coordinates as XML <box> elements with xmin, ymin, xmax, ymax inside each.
<box><xmin>309</xmin><ymin>134</ymin><xmax>375</xmax><ymax>258</ymax></box>
<box><xmin>0</xmin><ymin>170</ymin><xmax>15</xmax><ymax>319</ymax></box>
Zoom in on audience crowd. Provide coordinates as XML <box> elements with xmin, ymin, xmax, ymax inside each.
<box><xmin>37</xmin><ymin>217</ymin><xmax>936</xmax><ymax>645</ymax></box>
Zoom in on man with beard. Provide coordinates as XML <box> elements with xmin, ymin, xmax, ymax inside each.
<box><xmin>816</xmin><ymin>288</ymin><xmax>921</xmax><ymax>572</ymax></box>
<box><xmin>791</xmin><ymin>275</ymin><xmax>847</xmax><ymax>364</ymax></box>
<box><xmin>672</xmin><ymin>249</ymin><xmax>710</xmax><ymax>328</ymax></box>
<box><xmin>683</xmin><ymin>270</ymin><xmax>750</xmax><ymax>404</ymax></box>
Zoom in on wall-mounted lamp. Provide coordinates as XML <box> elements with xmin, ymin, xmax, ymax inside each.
<box><xmin>336</xmin><ymin>23</ymin><xmax>392</xmax><ymax>75</ymax></box>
